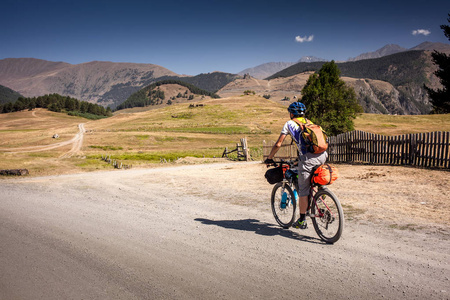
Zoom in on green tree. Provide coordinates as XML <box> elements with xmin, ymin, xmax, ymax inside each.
<box><xmin>424</xmin><ymin>13</ymin><xmax>450</xmax><ymax>114</ymax></box>
<box><xmin>300</xmin><ymin>61</ymin><xmax>363</xmax><ymax>136</ymax></box>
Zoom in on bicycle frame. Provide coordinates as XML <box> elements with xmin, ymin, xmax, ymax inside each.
<box><xmin>284</xmin><ymin>165</ymin><xmax>332</xmax><ymax>220</ymax></box>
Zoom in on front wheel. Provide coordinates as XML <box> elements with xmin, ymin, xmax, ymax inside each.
<box><xmin>271</xmin><ymin>182</ymin><xmax>297</xmax><ymax>229</ymax></box>
<box><xmin>311</xmin><ymin>188</ymin><xmax>344</xmax><ymax>244</ymax></box>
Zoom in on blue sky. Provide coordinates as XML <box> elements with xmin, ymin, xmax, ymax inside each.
<box><xmin>1</xmin><ymin>0</ymin><xmax>449</xmax><ymax>75</ymax></box>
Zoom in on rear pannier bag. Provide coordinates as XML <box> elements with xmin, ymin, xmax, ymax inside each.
<box><xmin>265</xmin><ymin>166</ymin><xmax>283</xmax><ymax>184</ymax></box>
<box><xmin>312</xmin><ymin>164</ymin><xmax>339</xmax><ymax>185</ymax></box>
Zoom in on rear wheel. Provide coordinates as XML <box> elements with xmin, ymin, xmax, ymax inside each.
<box><xmin>271</xmin><ymin>182</ymin><xmax>297</xmax><ymax>229</ymax></box>
<box><xmin>311</xmin><ymin>188</ymin><xmax>344</xmax><ymax>244</ymax></box>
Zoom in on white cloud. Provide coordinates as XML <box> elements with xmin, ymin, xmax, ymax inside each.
<box><xmin>295</xmin><ymin>35</ymin><xmax>314</xmax><ymax>43</ymax></box>
<box><xmin>412</xmin><ymin>29</ymin><xmax>431</xmax><ymax>36</ymax></box>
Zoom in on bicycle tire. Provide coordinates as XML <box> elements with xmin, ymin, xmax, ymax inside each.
<box><xmin>311</xmin><ymin>187</ymin><xmax>344</xmax><ymax>244</ymax></box>
<box><xmin>271</xmin><ymin>182</ymin><xmax>297</xmax><ymax>229</ymax></box>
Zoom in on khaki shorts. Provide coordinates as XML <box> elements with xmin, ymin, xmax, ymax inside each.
<box><xmin>297</xmin><ymin>152</ymin><xmax>328</xmax><ymax>197</ymax></box>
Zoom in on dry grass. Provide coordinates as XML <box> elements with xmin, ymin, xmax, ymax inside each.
<box><xmin>354</xmin><ymin>113</ymin><xmax>450</xmax><ymax>136</ymax></box>
<box><xmin>1</xmin><ymin>99</ymin><xmax>450</xmax><ymax>176</ymax></box>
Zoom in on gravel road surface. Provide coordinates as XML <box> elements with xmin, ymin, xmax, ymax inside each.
<box><xmin>1</xmin><ymin>162</ymin><xmax>449</xmax><ymax>300</ymax></box>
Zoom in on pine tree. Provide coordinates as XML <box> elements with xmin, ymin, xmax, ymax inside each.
<box><xmin>424</xmin><ymin>13</ymin><xmax>450</xmax><ymax>114</ymax></box>
<box><xmin>300</xmin><ymin>61</ymin><xmax>363</xmax><ymax>136</ymax></box>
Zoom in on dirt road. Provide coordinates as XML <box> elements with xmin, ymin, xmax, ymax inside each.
<box><xmin>0</xmin><ymin>123</ymin><xmax>85</xmax><ymax>157</ymax></box>
<box><xmin>0</xmin><ymin>162</ymin><xmax>449</xmax><ymax>299</ymax></box>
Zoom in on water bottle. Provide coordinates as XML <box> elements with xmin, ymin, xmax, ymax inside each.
<box><xmin>281</xmin><ymin>192</ymin><xmax>287</xmax><ymax>209</ymax></box>
<box><xmin>293</xmin><ymin>189</ymin><xmax>298</xmax><ymax>203</ymax></box>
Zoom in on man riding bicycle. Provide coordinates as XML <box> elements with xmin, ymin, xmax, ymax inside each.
<box><xmin>265</xmin><ymin>102</ymin><xmax>328</xmax><ymax>229</ymax></box>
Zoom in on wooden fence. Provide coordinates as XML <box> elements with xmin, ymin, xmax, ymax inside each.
<box><xmin>223</xmin><ymin>138</ymin><xmax>251</xmax><ymax>161</ymax></box>
<box><xmin>262</xmin><ymin>139</ymin><xmax>298</xmax><ymax>162</ymax></box>
<box><xmin>263</xmin><ymin>131</ymin><xmax>450</xmax><ymax>169</ymax></box>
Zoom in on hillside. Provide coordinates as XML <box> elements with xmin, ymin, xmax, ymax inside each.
<box><xmin>265</xmin><ymin>50</ymin><xmax>445</xmax><ymax>114</ymax></box>
<box><xmin>169</xmin><ymin>72</ymin><xmax>241</xmax><ymax>93</ymax></box>
<box><xmin>217</xmin><ymin>72</ymin><xmax>426</xmax><ymax>115</ymax></box>
<box><xmin>0</xmin><ymin>59</ymin><xmax>239</xmax><ymax>110</ymax></box>
<box><xmin>237</xmin><ymin>57</ymin><xmax>327</xmax><ymax>80</ymax></box>
<box><xmin>115</xmin><ymin>80</ymin><xmax>220</xmax><ymax>111</ymax></box>
<box><xmin>0</xmin><ymin>58</ymin><xmax>181</xmax><ymax>108</ymax></box>
<box><xmin>218</xmin><ymin>73</ymin><xmax>312</xmax><ymax>100</ymax></box>
<box><xmin>0</xmin><ymin>84</ymin><xmax>23</xmax><ymax>105</ymax></box>
<box><xmin>238</xmin><ymin>62</ymin><xmax>296</xmax><ymax>80</ymax></box>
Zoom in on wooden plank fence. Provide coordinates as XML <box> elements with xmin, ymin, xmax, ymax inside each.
<box><xmin>263</xmin><ymin>131</ymin><xmax>450</xmax><ymax>169</ymax></box>
<box><xmin>223</xmin><ymin>138</ymin><xmax>251</xmax><ymax>161</ymax></box>
<box><xmin>262</xmin><ymin>139</ymin><xmax>298</xmax><ymax>161</ymax></box>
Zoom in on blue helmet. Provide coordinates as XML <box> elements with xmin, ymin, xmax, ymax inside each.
<box><xmin>287</xmin><ymin>102</ymin><xmax>306</xmax><ymax>116</ymax></box>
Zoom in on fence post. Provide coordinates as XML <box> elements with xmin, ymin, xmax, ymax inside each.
<box><xmin>241</xmin><ymin>138</ymin><xmax>250</xmax><ymax>161</ymax></box>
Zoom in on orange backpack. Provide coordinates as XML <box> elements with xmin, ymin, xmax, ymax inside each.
<box><xmin>312</xmin><ymin>164</ymin><xmax>339</xmax><ymax>185</ymax></box>
<box><xmin>293</xmin><ymin>118</ymin><xmax>328</xmax><ymax>154</ymax></box>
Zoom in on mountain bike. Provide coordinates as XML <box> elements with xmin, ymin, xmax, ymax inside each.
<box><xmin>267</xmin><ymin>160</ymin><xmax>344</xmax><ymax>244</ymax></box>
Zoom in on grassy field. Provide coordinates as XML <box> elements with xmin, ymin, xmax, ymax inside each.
<box><xmin>1</xmin><ymin>96</ymin><xmax>449</xmax><ymax>176</ymax></box>
<box><xmin>354</xmin><ymin>113</ymin><xmax>450</xmax><ymax>135</ymax></box>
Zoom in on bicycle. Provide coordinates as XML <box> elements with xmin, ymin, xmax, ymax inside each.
<box><xmin>267</xmin><ymin>160</ymin><xmax>344</xmax><ymax>244</ymax></box>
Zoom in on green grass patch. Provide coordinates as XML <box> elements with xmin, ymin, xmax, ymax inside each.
<box><xmin>155</xmin><ymin>136</ymin><xmax>190</xmax><ymax>142</ymax></box>
<box><xmin>87</xmin><ymin>149</ymin><xmax>223</xmax><ymax>163</ymax></box>
<box><xmin>249</xmin><ymin>146</ymin><xmax>263</xmax><ymax>160</ymax></box>
<box><xmin>89</xmin><ymin>145</ymin><xmax>124</xmax><ymax>151</ymax></box>
<box><xmin>27</xmin><ymin>152</ymin><xmax>55</xmax><ymax>158</ymax></box>
<box><xmin>67</xmin><ymin>111</ymin><xmax>109</xmax><ymax>120</ymax></box>
<box><xmin>135</xmin><ymin>135</ymin><xmax>149</xmax><ymax>140</ymax></box>
<box><xmin>75</xmin><ymin>158</ymin><xmax>109</xmax><ymax>168</ymax></box>
<box><xmin>171</xmin><ymin>112</ymin><xmax>194</xmax><ymax>119</ymax></box>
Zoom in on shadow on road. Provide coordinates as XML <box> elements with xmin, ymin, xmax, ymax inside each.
<box><xmin>194</xmin><ymin>218</ymin><xmax>325</xmax><ymax>245</ymax></box>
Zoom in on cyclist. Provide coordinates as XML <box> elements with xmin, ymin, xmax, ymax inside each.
<box><xmin>264</xmin><ymin>102</ymin><xmax>328</xmax><ymax>229</ymax></box>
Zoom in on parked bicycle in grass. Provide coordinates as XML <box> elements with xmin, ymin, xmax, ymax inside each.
<box><xmin>265</xmin><ymin>159</ymin><xmax>344</xmax><ymax>244</ymax></box>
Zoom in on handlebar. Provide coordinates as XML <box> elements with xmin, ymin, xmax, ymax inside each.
<box><xmin>264</xmin><ymin>158</ymin><xmax>298</xmax><ymax>168</ymax></box>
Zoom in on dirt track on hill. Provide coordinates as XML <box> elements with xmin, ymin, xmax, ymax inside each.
<box><xmin>0</xmin><ymin>161</ymin><xmax>449</xmax><ymax>299</ymax></box>
<box><xmin>0</xmin><ymin>123</ymin><xmax>85</xmax><ymax>157</ymax></box>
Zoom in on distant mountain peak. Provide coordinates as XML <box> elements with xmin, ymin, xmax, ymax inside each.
<box><xmin>348</xmin><ymin>44</ymin><xmax>406</xmax><ymax>61</ymax></box>
<box><xmin>297</xmin><ymin>56</ymin><xmax>327</xmax><ymax>63</ymax></box>
<box><xmin>410</xmin><ymin>41</ymin><xmax>450</xmax><ymax>52</ymax></box>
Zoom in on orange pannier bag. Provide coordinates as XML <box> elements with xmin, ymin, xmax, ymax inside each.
<box><xmin>312</xmin><ymin>164</ymin><xmax>339</xmax><ymax>185</ymax></box>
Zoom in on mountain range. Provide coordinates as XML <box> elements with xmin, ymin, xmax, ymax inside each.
<box><xmin>0</xmin><ymin>41</ymin><xmax>449</xmax><ymax>115</ymax></box>
<box><xmin>241</xmin><ymin>42</ymin><xmax>450</xmax><ymax>79</ymax></box>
